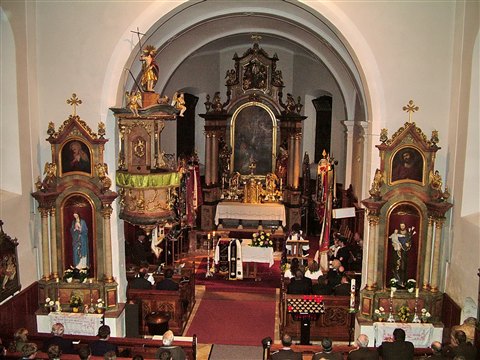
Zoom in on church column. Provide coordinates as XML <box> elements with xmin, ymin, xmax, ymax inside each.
<box><xmin>359</xmin><ymin>121</ymin><xmax>371</xmax><ymax>201</ymax></box>
<box><xmin>49</xmin><ymin>208</ymin><xmax>58</xmax><ymax>279</ymax></box>
<box><xmin>102</xmin><ymin>205</ymin><xmax>114</xmax><ymax>282</ymax></box>
<box><xmin>287</xmin><ymin>133</ymin><xmax>295</xmax><ymax>188</ymax></box>
<box><xmin>422</xmin><ymin>216</ymin><xmax>434</xmax><ymax>289</ymax></box>
<box><xmin>342</xmin><ymin>120</ymin><xmax>355</xmax><ymax>187</ymax></box>
<box><xmin>40</xmin><ymin>208</ymin><xmax>51</xmax><ymax>280</ymax></box>
<box><xmin>366</xmin><ymin>214</ymin><xmax>379</xmax><ymax>290</ymax></box>
<box><xmin>430</xmin><ymin>218</ymin><xmax>444</xmax><ymax>292</ymax></box>
<box><xmin>205</xmin><ymin>131</ymin><xmax>213</xmax><ymax>186</ymax></box>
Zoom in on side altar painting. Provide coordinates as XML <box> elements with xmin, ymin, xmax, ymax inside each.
<box><xmin>360</xmin><ymin>101</ymin><xmax>452</xmax><ymax>323</ymax></box>
<box><xmin>0</xmin><ymin>220</ymin><xmax>20</xmax><ymax>303</ymax></box>
<box><xmin>32</xmin><ymin>94</ymin><xmax>119</xmax><ymax>313</ymax></box>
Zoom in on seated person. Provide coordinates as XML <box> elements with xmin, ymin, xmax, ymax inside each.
<box><xmin>333</xmin><ymin>274</ymin><xmax>351</xmax><ymax>296</ymax></box>
<box><xmin>283</xmin><ymin>257</ymin><xmax>300</xmax><ymax>279</ymax></box>
<box><xmin>287</xmin><ymin>268</ymin><xmax>312</xmax><ymax>294</ymax></box>
<box><xmin>327</xmin><ymin>259</ymin><xmax>343</xmax><ymax>289</ymax></box>
<box><xmin>155</xmin><ymin>330</ymin><xmax>186</xmax><ymax>360</ymax></box>
<box><xmin>312</xmin><ymin>275</ymin><xmax>332</xmax><ymax>295</ymax></box>
<box><xmin>156</xmin><ymin>268</ymin><xmax>179</xmax><ymax>291</ymax></box>
<box><xmin>450</xmin><ymin>317</ymin><xmax>477</xmax><ymax>345</ymax></box>
<box><xmin>312</xmin><ymin>338</ymin><xmax>342</xmax><ymax>360</ymax></box>
<box><xmin>47</xmin><ymin>344</ymin><xmax>61</xmax><ymax>360</ymax></box>
<box><xmin>129</xmin><ymin>267</ymin><xmax>152</xmax><ymax>289</ymax></box>
<box><xmin>271</xmin><ymin>334</ymin><xmax>302</xmax><ymax>360</ymax></box>
<box><xmin>443</xmin><ymin>330</ymin><xmax>477</xmax><ymax>360</ymax></box>
<box><xmin>43</xmin><ymin>323</ymin><xmax>74</xmax><ymax>354</ymax></box>
<box><xmin>305</xmin><ymin>260</ymin><xmax>323</xmax><ymax>280</ymax></box>
<box><xmin>90</xmin><ymin>325</ymin><xmax>118</xmax><ymax>357</ymax></box>
<box><xmin>20</xmin><ymin>343</ymin><xmax>38</xmax><ymax>360</ymax></box>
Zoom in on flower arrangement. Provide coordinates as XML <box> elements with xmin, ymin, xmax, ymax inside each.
<box><xmin>420</xmin><ymin>308</ymin><xmax>431</xmax><ymax>323</ymax></box>
<box><xmin>374</xmin><ymin>306</ymin><xmax>386</xmax><ymax>321</ymax></box>
<box><xmin>251</xmin><ymin>231</ymin><xmax>273</xmax><ymax>248</ymax></box>
<box><xmin>95</xmin><ymin>298</ymin><xmax>105</xmax><ymax>313</ymax></box>
<box><xmin>389</xmin><ymin>278</ymin><xmax>399</xmax><ymax>289</ymax></box>
<box><xmin>44</xmin><ymin>297</ymin><xmax>55</xmax><ymax>311</ymax></box>
<box><xmin>69</xmin><ymin>294</ymin><xmax>83</xmax><ymax>308</ymax></box>
<box><xmin>397</xmin><ymin>305</ymin><xmax>411</xmax><ymax>322</ymax></box>
<box><xmin>406</xmin><ymin>279</ymin><xmax>416</xmax><ymax>292</ymax></box>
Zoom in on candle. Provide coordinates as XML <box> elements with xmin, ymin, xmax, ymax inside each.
<box><xmin>213</xmin><ymin>231</ymin><xmax>216</xmax><ymax>238</ymax></box>
<box><xmin>208</xmin><ymin>233</ymin><xmax>211</xmax><ymax>239</ymax></box>
<box><xmin>56</xmin><ymin>278</ymin><xmax>59</xmax><ymax>283</ymax></box>
<box><xmin>390</xmin><ymin>289</ymin><xmax>394</xmax><ymax>298</ymax></box>
<box><xmin>415</xmin><ymin>288</ymin><xmax>419</xmax><ymax>298</ymax></box>
<box><xmin>89</xmin><ymin>279</ymin><xmax>93</xmax><ymax>284</ymax></box>
<box><xmin>350</xmin><ymin>292</ymin><xmax>355</xmax><ymax>309</ymax></box>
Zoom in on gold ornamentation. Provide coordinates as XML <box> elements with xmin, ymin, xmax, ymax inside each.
<box><xmin>67</xmin><ymin>93</ymin><xmax>82</xmax><ymax>117</ymax></box>
<box><xmin>133</xmin><ymin>138</ymin><xmax>146</xmax><ymax>158</ymax></box>
<box><xmin>95</xmin><ymin>163</ymin><xmax>112</xmax><ymax>192</ymax></box>
<box><xmin>369</xmin><ymin>169</ymin><xmax>384</xmax><ymax>200</ymax></box>
<box><xmin>380</xmin><ymin>128</ymin><xmax>388</xmax><ymax>143</ymax></box>
<box><xmin>126</xmin><ymin>90</ymin><xmax>142</xmax><ymax>117</ymax></box>
<box><xmin>402</xmin><ymin>100</ymin><xmax>419</xmax><ymax>123</ymax></box>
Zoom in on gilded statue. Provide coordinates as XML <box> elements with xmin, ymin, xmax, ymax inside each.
<box><xmin>126</xmin><ymin>90</ymin><xmax>142</xmax><ymax>116</ymax></box>
<box><xmin>369</xmin><ymin>168</ymin><xmax>384</xmax><ymax>200</ymax></box>
<box><xmin>95</xmin><ymin>163</ymin><xmax>112</xmax><ymax>192</ymax></box>
<box><xmin>171</xmin><ymin>92</ymin><xmax>187</xmax><ymax>117</ymax></box>
<box><xmin>140</xmin><ymin>45</ymin><xmax>159</xmax><ymax>92</ymax></box>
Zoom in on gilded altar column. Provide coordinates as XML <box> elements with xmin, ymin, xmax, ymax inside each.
<box><xmin>40</xmin><ymin>208</ymin><xmax>51</xmax><ymax>280</ymax></box>
<box><xmin>102</xmin><ymin>205</ymin><xmax>114</xmax><ymax>282</ymax></box>
<box><xmin>287</xmin><ymin>134</ymin><xmax>296</xmax><ymax>188</ymax></box>
<box><xmin>49</xmin><ymin>208</ymin><xmax>58</xmax><ymax>279</ymax></box>
<box><xmin>430</xmin><ymin>219</ymin><xmax>444</xmax><ymax>292</ymax></box>
<box><xmin>366</xmin><ymin>214</ymin><xmax>379</xmax><ymax>290</ymax></box>
<box><xmin>205</xmin><ymin>132</ymin><xmax>213</xmax><ymax>186</ymax></box>
<box><xmin>422</xmin><ymin>216</ymin><xmax>435</xmax><ymax>289</ymax></box>
<box><xmin>211</xmin><ymin>132</ymin><xmax>219</xmax><ymax>185</ymax></box>
<box><xmin>342</xmin><ymin>120</ymin><xmax>355</xmax><ymax>187</ymax></box>
<box><xmin>292</xmin><ymin>132</ymin><xmax>302</xmax><ymax>189</ymax></box>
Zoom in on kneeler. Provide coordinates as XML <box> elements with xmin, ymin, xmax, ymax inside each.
<box><xmin>228</xmin><ymin>239</ymin><xmax>243</xmax><ymax>280</ymax></box>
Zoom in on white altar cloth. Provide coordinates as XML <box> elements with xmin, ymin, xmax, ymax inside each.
<box><xmin>214</xmin><ymin>202</ymin><xmax>286</xmax><ymax>226</ymax></box>
<box><xmin>47</xmin><ymin>312</ymin><xmax>103</xmax><ymax>336</ymax></box>
<box><xmin>374</xmin><ymin>322</ymin><xmax>435</xmax><ymax>347</ymax></box>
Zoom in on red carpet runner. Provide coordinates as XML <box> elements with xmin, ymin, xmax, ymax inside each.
<box><xmin>185</xmin><ymin>292</ymin><xmax>276</xmax><ymax>346</ymax></box>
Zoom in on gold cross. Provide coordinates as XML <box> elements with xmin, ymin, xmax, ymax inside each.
<box><xmin>402</xmin><ymin>100</ymin><xmax>419</xmax><ymax>123</ymax></box>
<box><xmin>67</xmin><ymin>93</ymin><xmax>82</xmax><ymax>117</ymax></box>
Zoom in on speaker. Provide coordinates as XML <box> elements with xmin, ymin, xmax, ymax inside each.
<box><xmin>125</xmin><ymin>303</ymin><xmax>140</xmax><ymax>338</ymax></box>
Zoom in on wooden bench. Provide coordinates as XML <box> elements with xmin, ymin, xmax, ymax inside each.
<box><xmin>3</xmin><ymin>333</ymin><xmax>197</xmax><ymax>360</ymax></box>
<box><xmin>267</xmin><ymin>344</ymin><xmax>433</xmax><ymax>360</ymax></box>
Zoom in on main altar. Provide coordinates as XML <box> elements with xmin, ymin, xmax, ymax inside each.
<box><xmin>199</xmin><ymin>38</ymin><xmax>307</xmax><ymax>233</ymax></box>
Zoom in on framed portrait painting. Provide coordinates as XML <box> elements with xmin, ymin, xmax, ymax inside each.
<box><xmin>390</xmin><ymin>147</ymin><xmax>424</xmax><ymax>183</ymax></box>
<box><xmin>231</xmin><ymin>103</ymin><xmax>276</xmax><ymax>176</ymax></box>
<box><xmin>60</xmin><ymin>139</ymin><xmax>92</xmax><ymax>175</ymax></box>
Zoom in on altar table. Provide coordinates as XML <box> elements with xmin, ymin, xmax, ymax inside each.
<box><xmin>214</xmin><ymin>201</ymin><xmax>286</xmax><ymax>227</ymax></box>
<box><xmin>373</xmin><ymin>322</ymin><xmax>435</xmax><ymax>347</ymax></box>
<box><xmin>47</xmin><ymin>312</ymin><xmax>104</xmax><ymax>336</ymax></box>
<box><xmin>214</xmin><ymin>239</ymin><xmax>274</xmax><ymax>279</ymax></box>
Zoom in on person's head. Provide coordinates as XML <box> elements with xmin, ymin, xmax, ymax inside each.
<box><xmin>0</xmin><ymin>344</ymin><xmax>6</xmax><ymax>358</ymax></box>
<box><xmin>294</xmin><ymin>269</ymin><xmax>304</xmax><ymax>280</ymax></box>
<box><xmin>104</xmin><ymin>351</ymin><xmax>117</xmax><ymax>360</ymax></box>
<box><xmin>132</xmin><ymin>355</ymin><xmax>143</xmax><ymax>360</ymax></box>
<box><xmin>164</xmin><ymin>268</ymin><xmax>174</xmax><ymax>279</ymax></box>
<box><xmin>430</xmin><ymin>341</ymin><xmax>442</xmax><ymax>354</ymax></box>
<box><xmin>331</xmin><ymin>259</ymin><xmax>341</xmax><ymax>270</ymax></box>
<box><xmin>321</xmin><ymin>337</ymin><xmax>333</xmax><ymax>352</ymax></box>
<box><xmin>463</xmin><ymin>317</ymin><xmax>477</xmax><ymax>326</ymax></box>
<box><xmin>162</xmin><ymin>330</ymin><xmax>174</xmax><ymax>346</ymax></box>
<box><xmin>158</xmin><ymin>350</ymin><xmax>172</xmax><ymax>360</ymax></box>
<box><xmin>318</xmin><ymin>275</ymin><xmax>328</xmax><ymax>286</ymax></box>
<box><xmin>138</xmin><ymin>267</ymin><xmax>148</xmax><ymax>278</ymax></box>
<box><xmin>14</xmin><ymin>328</ymin><xmax>28</xmax><ymax>342</ymax></box>
<box><xmin>21</xmin><ymin>343</ymin><xmax>37</xmax><ymax>359</ymax></box>
<box><xmin>308</xmin><ymin>261</ymin><xmax>319</xmax><ymax>272</ymax></box>
<box><xmin>399</xmin><ymin>223</ymin><xmax>406</xmax><ymax>231</ymax></box>
<box><xmin>290</xmin><ymin>258</ymin><xmax>300</xmax><ymax>272</ymax></box>
<box><xmin>356</xmin><ymin>334</ymin><xmax>369</xmax><ymax>348</ymax></box>
<box><xmin>137</xmin><ymin>234</ymin><xmax>146</xmax><ymax>243</ymax></box>
<box><xmin>454</xmin><ymin>330</ymin><xmax>467</xmax><ymax>344</ymax></box>
<box><xmin>73</xmin><ymin>212</ymin><xmax>80</xmax><ymax>221</ymax></box>
<box><xmin>291</xmin><ymin>223</ymin><xmax>301</xmax><ymax>233</ymax></box>
<box><xmin>97</xmin><ymin>325</ymin><xmax>111</xmax><ymax>340</ymax></box>
<box><xmin>393</xmin><ymin>328</ymin><xmax>406</xmax><ymax>341</ymax></box>
<box><xmin>51</xmin><ymin>323</ymin><xmax>65</xmax><ymax>336</ymax></box>
<box><xmin>281</xmin><ymin>334</ymin><xmax>293</xmax><ymax>347</ymax></box>
<box><xmin>402</xmin><ymin>150</ymin><xmax>413</xmax><ymax>163</ymax></box>
<box><xmin>341</xmin><ymin>274</ymin><xmax>350</xmax><ymax>284</ymax></box>
<box><xmin>78</xmin><ymin>345</ymin><xmax>91</xmax><ymax>360</ymax></box>
<box><xmin>70</xmin><ymin>141</ymin><xmax>82</xmax><ymax>154</ymax></box>
<box><xmin>47</xmin><ymin>344</ymin><xmax>61</xmax><ymax>360</ymax></box>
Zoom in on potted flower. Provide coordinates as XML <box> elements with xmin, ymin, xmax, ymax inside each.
<box><xmin>63</xmin><ymin>267</ymin><xmax>74</xmax><ymax>282</ymax></box>
<box><xmin>69</xmin><ymin>294</ymin><xmax>83</xmax><ymax>312</ymax></box>
<box><xmin>44</xmin><ymin>297</ymin><xmax>55</xmax><ymax>313</ymax></box>
<box><xmin>397</xmin><ymin>305</ymin><xmax>411</xmax><ymax>322</ymax></box>
<box><xmin>420</xmin><ymin>308</ymin><xmax>431</xmax><ymax>323</ymax></box>
<box><xmin>374</xmin><ymin>306</ymin><xmax>386</xmax><ymax>322</ymax></box>
<box><xmin>406</xmin><ymin>279</ymin><xmax>416</xmax><ymax>293</ymax></box>
<box><xmin>389</xmin><ymin>278</ymin><xmax>399</xmax><ymax>290</ymax></box>
<box><xmin>95</xmin><ymin>298</ymin><xmax>105</xmax><ymax>314</ymax></box>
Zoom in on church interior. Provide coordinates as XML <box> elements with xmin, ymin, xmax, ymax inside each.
<box><xmin>0</xmin><ymin>1</ymin><xmax>479</xmax><ymax>359</ymax></box>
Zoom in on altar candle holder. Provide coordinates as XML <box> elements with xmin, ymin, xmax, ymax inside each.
<box><xmin>387</xmin><ymin>294</ymin><xmax>395</xmax><ymax>322</ymax></box>
<box><xmin>205</xmin><ymin>233</ymin><xmax>213</xmax><ymax>278</ymax></box>
<box><xmin>412</xmin><ymin>290</ymin><xmax>421</xmax><ymax>323</ymax></box>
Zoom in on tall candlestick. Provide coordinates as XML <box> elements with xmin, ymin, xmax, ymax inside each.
<box><xmin>415</xmin><ymin>288</ymin><xmax>419</xmax><ymax>298</ymax></box>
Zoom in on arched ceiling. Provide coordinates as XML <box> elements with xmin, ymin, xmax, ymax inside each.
<box><xmin>123</xmin><ymin>0</ymin><xmax>367</xmax><ymax>121</ymax></box>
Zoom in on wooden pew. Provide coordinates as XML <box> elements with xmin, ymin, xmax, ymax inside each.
<box><xmin>4</xmin><ymin>333</ymin><xmax>197</xmax><ymax>360</ymax></box>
